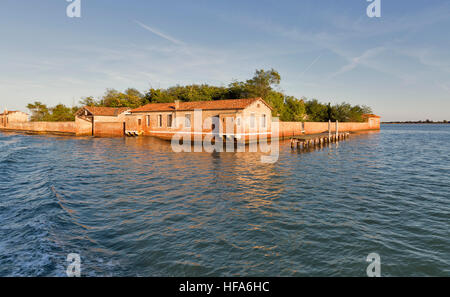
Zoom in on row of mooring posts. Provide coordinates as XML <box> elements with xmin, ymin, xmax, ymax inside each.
<box><xmin>290</xmin><ymin>120</ymin><xmax>351</xmax><ymax>151</ymax></box>
<box><xmin>290</xmin><ymin>132</ymin><xmax>350</xmax><ymax>150</ymax></box>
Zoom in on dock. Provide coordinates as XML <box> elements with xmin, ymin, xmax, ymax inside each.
<box><xmin>290</xmin><ymin>132</ymin><xmax>351</xmax><ymax>151</ymax></box>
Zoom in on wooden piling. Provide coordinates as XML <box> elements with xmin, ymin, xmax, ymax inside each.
<box><xmin>328</xmin><ymin>120</ymin><xmax>332</xmax><ymax>139</ymax></box>
<box><xmin>335</xmin><ymin>121</ymin><xmax>339</xmax><ymax>140</ymax></box>
<box><xmin>290</xmin><ymin>129</ymin><xmax>351</xmax><ymax>152</ymax></box>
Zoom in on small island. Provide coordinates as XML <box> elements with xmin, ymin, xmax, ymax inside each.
<box><xmin>1</xmin><ymin>69</ymin><xmax>380</xmax><ymax>139</ymax></box>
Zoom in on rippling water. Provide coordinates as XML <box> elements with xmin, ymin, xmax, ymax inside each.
<box><xmin>0</xmin><ymin>124</ymin><xmax>449</xmax><ymax>276</ymax></box>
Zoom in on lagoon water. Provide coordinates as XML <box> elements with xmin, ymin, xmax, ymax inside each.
<box><xmin>0</xmin><ymin>124</ymin><xmax>448</xmax><ymax>276</ymax></box>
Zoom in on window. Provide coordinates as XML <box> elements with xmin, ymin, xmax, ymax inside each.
<box><xmin>250</xmin><ymin>113</ymin><xmax>255</xmax><ymax>128</ymax></box>
<box><xmin>236</xmin><ymin>117</ymin><xmax>241</xmax><ymax>126</ymax></box>
<box><xmin>146</xmin><ymin>115</ymin><xmax>150</xmax><ymax>127</ymax></box>
<box><xmin>261</xmin><ymin>114</ymin><xmax>266</xmax><ymax>128</ymax></box>
<box><xmin>185</xmin><ymin>114</ymin><xmax>191</xmax><ymax>128</ymax></box>
<box><xmin>167</xmin><ymin>114</ymin><xmax>173</xmax><ymax>128</ymax></box>
<box><xmin>138</xmin><ymin>119</ymin><xmax>142</xmax><ymax>126</ymax></box>
<box><xmin>158</xmin><ymin>115</ymin><xmax>162</xmax><ymax>127</ymax></box>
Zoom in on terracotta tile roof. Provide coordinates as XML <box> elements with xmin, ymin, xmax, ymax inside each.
<box><xmin>362</xmin><ymin>114</ymin><xmax>381</xmax><ymax>118</ymax></box>
<box><xmin>131</xmin><ymin>98</ymin><xmax>272</xmax><ymax>113</ymax></box>
<box><xmin>82</xmin><ymin>106</ymin><xmax>130</xmax><ymax>116</ymax></box>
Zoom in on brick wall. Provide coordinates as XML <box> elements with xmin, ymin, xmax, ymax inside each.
<box><xmin>75</xmin><ymin>117</ymin><xmax>92</xmax><ymax>136</ymax></box>
<box><xmin>279</xmin><ymin>122</ymin><xmax>304</xmax><ymax>138</ymax></box>
<box><xmin>1</xmin><ymin>121</ymin><xmax>75</xmax><ymax>134</ymax></box>
<box><xmin>279</xmin><ymin>119</ymin><xmax>379</xmax><ymax>138</ymax></box>
<box><xmin>93</xmin><ymin>122</ymin><xmax>124</xmax><ymax>137</ymax></box>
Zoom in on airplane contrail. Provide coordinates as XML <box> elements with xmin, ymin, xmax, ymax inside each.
<box><xmin>300</xmin><ymin>54</ymin><xmax>322</xmax><ymax>76</ymax></box>
<box><xmin>134</xmin><ymin>20</ymin><xmax>185</xmax><ymax>45</ymax></box>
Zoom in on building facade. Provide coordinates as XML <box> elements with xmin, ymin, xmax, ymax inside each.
<box><xmin>362</xmin><ymin>114</ymin><xmax>381</xmax><ymax>129</ymax></box>
<box><xmin>75</xmin><ymin>106</ymin><xmax>130</xmax><ymax>136</ymax></box>
<box><xmin>0</xmin><ymin>110</ymin><xmax>29</xmax><ymax>127</ymax></box>
<box><xmin>125</xmin><ymin>98</ymin><xmax>273</xmax><ymax>141</ymax></box>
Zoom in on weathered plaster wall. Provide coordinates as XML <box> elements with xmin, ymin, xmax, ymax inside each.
<box><xmin>0</xmin><ymin>110</ymin><xmax>380</xmax><ymax>139</ymax></box>
<box><xmin>1</xmin><ymin>121</ymin><xmax>75</xmax><ymax>134</ymax></box>
<box><xmin>93</xmin><ymin>122</ymin><xmax>124</xmax><ymax>137</ymax></box>
<box><xmin>93</xmin><ymin>114</ymin><xmax>127</xmax><ymax>123</ymax></box>
<box><xmin>126</xmin><ymin>109</ymin><xmax>244</xmax><ymax>139</ymax></box>
<box><xmin>75</xmin><ymin>117</ymin><xmax>92</xmax><ymax>136</ymax></box>
<box><xmin>279</xmin><ymin>122</ymin><xmax>304</xmax><ymax>138</ymax></box>
<box><xmin>1</xmin><ymin>112</ymin><xmax>29</xmax><ymax>127</ymax></box>
<box><xmin>126</xmin><ymin>100</ymin><xmax>273</xmax><ymax>140</ymax></box>
<box><xmin>279</xmin><ymin>118</ymin><xmax>380</xmax><ymax>138</ymax></box>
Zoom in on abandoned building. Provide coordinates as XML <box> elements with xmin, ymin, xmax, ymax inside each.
<box><xmin>75</xmin><ymin>106</ymin><xmax>130</xmax><ymax>137</ymax></box>
<box><xmin>125</xmin><ymin>98</ymin><xmax>273</xmax><ymax>141</ymax></box>
<box><xmin>0</xmin><ymin>110</ymin><xmax>29</xmax><ymax>127</ymax></box>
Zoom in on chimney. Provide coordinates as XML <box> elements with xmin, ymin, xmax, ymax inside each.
<box><xmin>174</xmin><ymin>100</ymin><xmax>180</xmax><ymax>110</ymax></box>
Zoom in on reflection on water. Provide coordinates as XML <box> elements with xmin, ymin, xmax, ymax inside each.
<box><xmin>0</xmin><ymin>125</ymin><xmax>449</xmax><ymax>276</ymax></box>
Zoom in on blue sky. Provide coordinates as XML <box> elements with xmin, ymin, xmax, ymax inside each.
<box><xmin>0</xmin><ymin>0</ymin><xmax>449</xmax><ymax>121</ymax></box>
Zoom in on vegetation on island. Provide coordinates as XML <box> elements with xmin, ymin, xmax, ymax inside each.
<box><xmin>383</xmin><ymin>120</ymin><xmax>449</xmax><ymax>124</ymax></box>
<box><xmin>26</xmin><ymin>102</ymin><xmax>79</xmax><ymax>122</ymax></box>
<box><xmin>26</xmin><ymin>69</ymin><xmax>372</xmax><ymax>122</ymax></box>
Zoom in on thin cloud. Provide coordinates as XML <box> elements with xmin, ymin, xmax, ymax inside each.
<box><xmin>134</xmin><ymin>20</ymin><xmax>185</xmax><ymax>45</ymax></box>
<box><xmin>437</xmin><ymin>82</ymin><xmax>450</xmax><ymax>93</ymax></box>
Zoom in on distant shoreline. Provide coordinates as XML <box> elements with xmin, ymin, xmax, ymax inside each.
<box><xmin>382</xmin><ymin>122</ymin><xmax>449</xmax><ymax>124</ymax></box>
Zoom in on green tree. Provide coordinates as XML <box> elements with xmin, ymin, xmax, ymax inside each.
<box><xmin>27</xmin><ymin>102</ymin><xmax>77</xmax><ymax>122</ymax></box>
<box><xmin>49</xmin><ymin>104</ymin><xmax>76</xmax><ymax>121</ymax></box>
<box><xmin>143</xmin><ymin>84</ymin><xmax>229</xmax><ymax>103</ymax></box>
<box><xmin>281</xmin><ymin>96</ymin><xmax>306</xmax><ymax>121</ymax></box>
<box><xmin>225</xmin><ymin>80</ymin><xmax>249</xmax><ymax>99</ymax></box>
<box><xmin>101</xmin><ymin>89</ymin><xmax>123</xmax><ymax>107</ymax></box>
<box><xmin>330</xmin><ymin>102</ymin><xmax>351</xmax><ymax>122</ymax></box>
<box><xmin>123</xmin><ymin>88</ymin><xmax>144</xmax><ymax>108</ymax></box>
<box><xmin>305</xmin><ymin>99</ymin><xmax>329</xmax><ymax>121</ymax></box>
<box><xmin>27</xmin><ymin>102</ymin><xmax>51</xmax><ymax>121</ymax></box>
<box><xmin>348</xmin><ymin>105</ymin><xmax>372</xmax><ymax>122</ymax></box>
<box><xmin>244</xmin><ymin>68</ymin><xmax>281</xmax><ymax>99</ymax></box>
<box><xmin>265</xmin><ymin>91</ymin><xmax>285</xmax><ymax>117</ymax></box>
<box><xmin>79</xmin><ymin>96</ymin><xmax>98</xmax><ymax>107</ymax></box>
<box><xmin>99</xmin><ymin>88</ymin><xmax>144</xmax><ymax>108</ymax></box>
<box><xmin>74</xmin><ymin>69</ymin><xmax>373</xmax><ymax>123</ymax></box>
<box><xmin>143</xmin><ymin>88</ymin><xmax>168</xmax><ymax>103</ymax></box>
